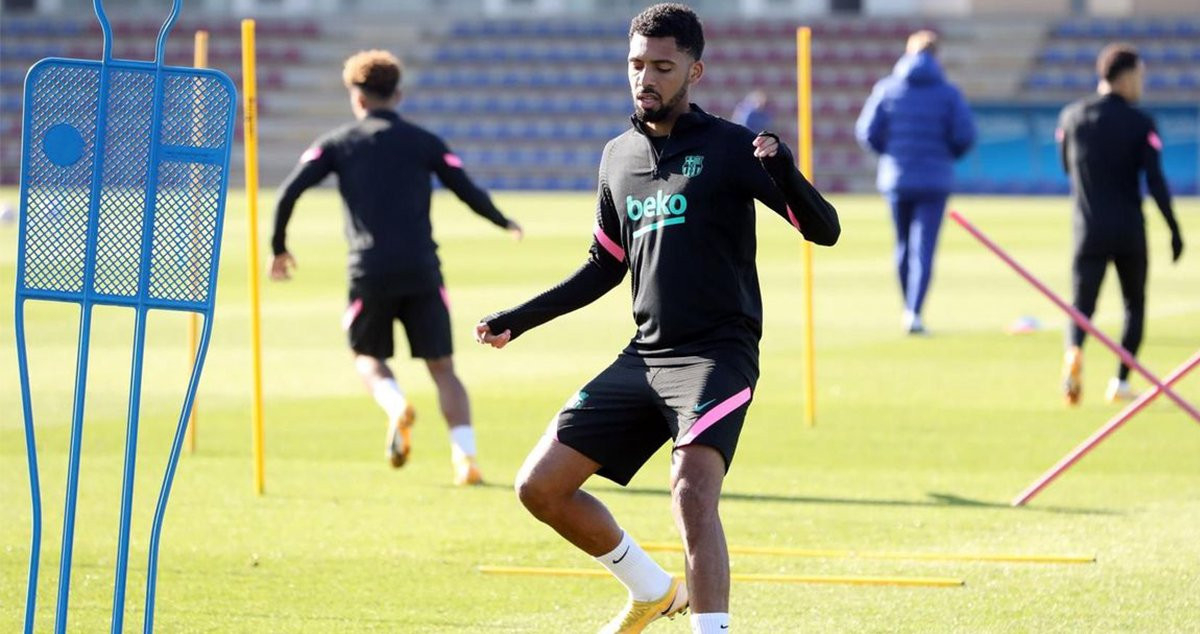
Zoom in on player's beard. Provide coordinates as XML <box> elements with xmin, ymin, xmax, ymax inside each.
<box><xmin>634</xmin><ymin>81</ymin><xmax>689</xmax><ymax>123</ymax></box>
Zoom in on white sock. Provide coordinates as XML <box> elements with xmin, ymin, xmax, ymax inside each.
<box><xmin>372</xmin><ymin>378</ymin><xmax>407</xmax><ymax>422</ymax></box>
<box><xmin>449</xmin><ymin>424</ymin><xmax>477</xmax><ymax>459</ymax></box>
<box><xmin>691</xmin><ymin>613</ymin><xmax>730</xmax><ymax>633</ymax></box>
<box><xmin>595</xmin><ymin>531</ymin><xmax>672</xmax><ymax>601</ymax></box>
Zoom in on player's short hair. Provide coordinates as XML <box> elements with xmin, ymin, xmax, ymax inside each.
<box><xmin>1096</xmin><ymin>43</ymin><xmax>1140</xmax><ymax>82</ymax></box>
<box><xmin>342</xmin><ymin>49</ymin><xmax>402</xmax><ymax>99</ymax></box>
<box><xmin>629</xmin><ymin>3</ymin><xmax>705</xmax><ymax>61</ymax></box>
<box><xmin>906</xmin><ymin>30</ymin><xmax>938</xmax><ymax>55</ymax></box>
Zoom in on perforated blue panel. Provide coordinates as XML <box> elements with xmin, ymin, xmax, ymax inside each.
<box><xmin>21</xmin><ymin>63</ymin><xmax>100</xmax><ymax>294</ymax></box>
<box><xmin>149</xmin><ymin>161</ymin><xmax>221</xmax><ymax>302</ymax></box>
<box><xmin>17</xmin><ymin>60</ymin><xmax>236</xmax><ymax>308</ymax></box>
<box><xmin>94</xmin><ymin>68</ymin><xmax>154</xmax><ymax>298</ymax></box>
<box><xmin>160</xmin><ymin>71</ymin><xmax>233</xmax><ymax>148</ymax></box>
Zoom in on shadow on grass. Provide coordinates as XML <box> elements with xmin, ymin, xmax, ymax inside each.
<box><xmin>592</xmin><ymin>486</ymin><xmax>1119</xmax><ymax>516</ymax></box>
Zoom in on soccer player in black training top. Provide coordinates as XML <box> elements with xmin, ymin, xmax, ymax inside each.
<box><xmin>270</xmin><ymin>50</ymin><xmax>523</xmax><ymax>485</ymax></box>
<box><xmin>475</xmin><ymin>6</ymin><xmax>839</xmax><ymax>632</ymax></box>
<box><xmin>1058</xmin><ymin>43</ymin><xmax>1184</xmax><ymax>406</ymax></box>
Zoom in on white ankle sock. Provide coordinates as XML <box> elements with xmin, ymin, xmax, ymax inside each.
<box><xmin>595</xmin><ymin>531</ymin><xmax>671</xmax><ymax>601</ymax></box>
<box><xmin>691</xmin><ymin>612</ymin><xmax>730</xmax><ymax>633</ymax></box>
<box><xmin>372</xmin><ymin>378</ymin><xmax>407</xmax><ymax>422</ymax></box>
<box><xmin>449</xmin><ymin>424</ymin><xmax>477</xmax><ymax>459</ymax></box>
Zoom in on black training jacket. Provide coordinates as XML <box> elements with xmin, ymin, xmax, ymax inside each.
<box><xmin>486</xmin><ymin>104</ymin><xmax>839</xmax><ymax>369</ymax></box>
<box><xmin>1058</xmin><ymin>94</ymin><xmax>1178</xmax><ymax>255</ymax></box>
<box><xmin>271</xmin><ymin>109</ymin><xmax>512</xmax><ymax>293</ymax></box>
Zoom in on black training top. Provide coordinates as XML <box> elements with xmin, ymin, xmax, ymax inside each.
<box><xmin>271</xmin><ymin>109</ymin><xmax>512</xmax><ymax>293</ymax></box>
<box><xmin>485</xmin><ymin>104</ymin><xmax>840</xmax><ymax>370</ymax></box>
<box><xmin>1058</xmin><ymin>93</ymin><xmax>1178</xmax><ymax>255</ymax></box>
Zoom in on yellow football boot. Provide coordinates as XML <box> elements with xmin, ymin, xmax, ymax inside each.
<box><xmin>1063</xmin><ymin>347</ymin><xmax>1083</xmax><ymax>406</ymax></box>
<box><xmin>386</xmin><ymin>404</ymin><xmax>415</xmax><ymax>468</ymax></box>
<box><xmin>452</xmin><ymin>453</ymin><xmax>484</xmax><ymax>486</ymax></box>
<box><xmin>598</xmin><ymin>577</ymin><xmax>689</xmax><ymax>634</ymax></box>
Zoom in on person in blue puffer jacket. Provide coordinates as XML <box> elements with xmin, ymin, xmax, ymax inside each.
<box><xmin>856</xmin><ymin>30</ymin><xmax>976</xmax><ymax>334</ymax></box>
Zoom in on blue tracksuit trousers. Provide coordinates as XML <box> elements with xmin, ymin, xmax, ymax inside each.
<box><xmin>888</xmin><ymin>192</ymin><xmax>948</xmax><ymax>316</ymax></box>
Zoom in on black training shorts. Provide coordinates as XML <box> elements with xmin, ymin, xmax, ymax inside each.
<box><xmin>551</xmin><ymin>353</ymin><xmax>758</xmax><ymax>486</ymax></box>
<box><xmin>344</xmin><ymin>284</ymin><xmax>453</xmax><ymax>360</ymax></box>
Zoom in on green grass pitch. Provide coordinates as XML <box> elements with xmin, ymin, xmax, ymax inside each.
<box><xmin>1</xmin><ymin>189</ymin><xmax>1197</xmax><ymax>632</ymax></box>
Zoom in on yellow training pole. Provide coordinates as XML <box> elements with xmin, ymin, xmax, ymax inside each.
<box><xmin>477</xmin><ymin>566</ymin><xmax>964</xmax><ymax>588</ymax></box>
<box><xmin>642</xmin><ymin>541</ymin><xmax>1095</xmax><ymax>565</ymax></box>
<box><xmin>242</xmin><ymin>19</ymin><xmax>266</xmax><ymax>495</ymax></box>
<box><xmin>186</xmin><ymin>29</ymin><xmax>209</xmax><ymax>455</ymax></box>
<box><xmin>796</xmin><ymin>27</ymin><xmax>816</xmax><ymax>427</ymax></box>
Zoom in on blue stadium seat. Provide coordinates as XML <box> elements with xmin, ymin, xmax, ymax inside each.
<box><xmin>0</xmin><ymin>69</ymin><xmax>25</xmax><ymax>88</ymax></box>
<box><xmin>1039</xmin><ymin>46</ymin><xmax>1069</xmax><ymax>64</ymax></box>
<box><xmin>1160</xmin><ymin>47</ymin><xmax>1185</xmax><ymax>65</ymax></box>
<box><xmin>448</xmin><ymin>22</ymin><xmax>476</xmax><ymax>37</ymax></box>
<box><xmin>1</xmin><ymin>94</ymin><xmax>22</xmax><ymax>113</ymax></box>
<box><xmin>1114</xmin><ymin>22</ymin><xmax>1139</xmax><ymax>38</ymax></box>
<box><xmin>1072</xmin><ymin>46</ymin><xmax>1098</xmax><ymax>65</ymax></box>
<box><xmin>1086</xmin><ymin>22</ymin><xmax>1116</xmax><ymax>38</ymax></box>
<box><xmin>1173</xmin><ymin>22</ymin><xmax>1198</xmax><ymax>38</ymax></box>
<box><xmin>1146</xmin><ymin>73</ymin><xmax>1171</xmax><ymax>90</ymax></box>
<box><xmin>1053</xmin><ymin>21</ymin><xmax>1087</xmax><ymax>38</ymax></box>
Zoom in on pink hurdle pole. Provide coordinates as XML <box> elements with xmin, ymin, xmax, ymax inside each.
<box><xmin>1012</xmin><ymin>349</ymin><xmax>1200</xmax><ymax>506</ymax></box>
<box><xmin>949</xmin><ymin>211</ymin><xmax>1200</xmax><ymax>424</ymax></box>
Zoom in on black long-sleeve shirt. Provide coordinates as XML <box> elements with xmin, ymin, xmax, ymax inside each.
<box><xmin>1058</xmin><ymin>93</ymin><xmax>1179</xmax><ymax>255</ymax></box>
<box><xmin>272</xmin><ymin>109</ymin><xmax>512</xmax><ymax>293</ymax></box>
<box><xmin>485</xmin><ymin>104</ymin><xmax>839</xmax><ymax>368</ymax></box>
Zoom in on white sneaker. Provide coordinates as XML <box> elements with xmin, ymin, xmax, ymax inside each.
<box><xmin>903</xmin><ymin>311</ymin><xmax>925</xmax><ymax>335</ymax></box>
<box><xmin>1105</xmin><ymin>378</ymin><xmax>1136</xmax><ymax>404</ymax></box>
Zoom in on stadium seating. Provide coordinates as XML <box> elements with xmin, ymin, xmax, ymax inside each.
<box><xmin>0</xmin><ymin>14</ymin><xmax>317</xmax><ymax>186</ymax></box>
<box><xmin>5</xmin><ymin>12</ymin><xmax>1189</xmax><ymax>193</ymax></box>
<box><xmin>1024</xmin><ymin>18</ymin><xmax>1200</xmax><ymax>101</ymax></box>
<box><xmin>401</xmin><ymin>17</ymin><xmax>935</xmax><ymax>192</ymax></box>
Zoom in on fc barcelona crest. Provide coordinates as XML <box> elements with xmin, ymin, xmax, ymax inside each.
<box><xmin>682</xmin><ymin>155</ymin><xmax>704</xmax><ymax>178</ymax></box>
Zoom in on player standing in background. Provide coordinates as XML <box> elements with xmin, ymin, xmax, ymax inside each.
<box><xmin>730</xmin><ymin>89</ymin><xmax>770</xmax><ymax>132</ymax></box>
<box><xmin>855</xmin><ymin>30</ymin><xmax>975</xmax><ymax>335</ymax></box>
<box><xmin>1058</xmin><ymin>43</ymin><xmax>1184</xmax><ymax>405</ymax></box>
<box><xmin>269</xmin><ymin>50</ymin><xmax>524</xmax><ymax>485</ymax></box>
<box><xmin>476</xmin><ymin>5</ymin><xmax>839</xmax><ymax>632</ymax></box>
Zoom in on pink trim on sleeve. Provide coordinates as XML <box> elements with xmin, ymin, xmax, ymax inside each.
<box><xmin>443</xmin><ymin>152</ymin><xmax>464</xmax><ymax>168</ymax></box>
<box><xmin>593</xmin><ymin>225</ymin><xmax>626</xmax><ymax>262</ymax></box>
<box><xmin>439</xmin><ymin>285</ymin><xmax>451</xmax><ymax>311</ymax></box>
<box><xmin>300</xmin><ymin>146</ymin><xmax>323</xmax><ymax>163</ymax></box>
<box><xmin>786</xmin><ymin>206</ymin><xmax>802</xmax><ymax>232</ymax></box>
<box><xmin>1148</xmin><ymin>131</ymin><xmax>1163</xmax><ymax>151</ymax></box>
<box><xmin>342</xmin><ymin>298</ymin><xmax>363</xmax><ymax>331</ymax></box>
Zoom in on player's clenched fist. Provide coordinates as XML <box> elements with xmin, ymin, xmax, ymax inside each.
<box><xmin>474</xmin><ymin>323</ymin><xmax>512</xmax><ymax>349</ymax></box>
<box><xmin>752</xmin><ymin>132</ymin><xmax>779</xmax><ymax>158</ymax></box>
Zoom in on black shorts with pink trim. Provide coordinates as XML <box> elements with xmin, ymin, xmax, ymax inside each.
<box><xmin>552</xmin><ymin>353</ymin><xmax>758</xmax><ymax>486</ymax></box>
<box><xmin>345</xmin><ymin>284</ymin><xmax>453</xmax><ymax>360</ymax></box>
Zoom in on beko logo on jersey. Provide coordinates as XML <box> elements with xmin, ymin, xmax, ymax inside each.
<box><xmin>625</xmin><ymin>191</ymin><xmax>687</xmax><ymax>221</ymax></box>
<box><xmin>626</xmin><ymin>191</ymin><xmax>688</xmax><ymax>239</ymax></box>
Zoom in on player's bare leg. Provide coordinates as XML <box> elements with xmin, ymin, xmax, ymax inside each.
<box><xmin>515</xmin><ymin>435</ymin><xmax>617</xmax><ymax>553</ymax></box>
<box><xmin>355</xmin><ymin>354</ymin><xmax>414</xmax><ymax>467</ymax></box>
<box><xmin>671</xmin><ymin>444</ymin><xmax>730</xmax><ymax>627</ymax></box>
<box><xmin>425</xmin><ymin>355</ymin><xmax>481</xmax><ymax>484</ymax></box>
<box><xmin>517</xmin><ymin>436</ymin><xmax>686</xmax><ymax>631</ymax></box>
